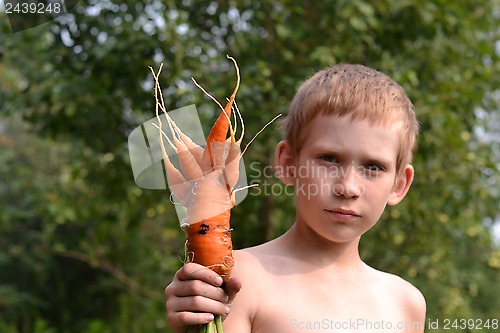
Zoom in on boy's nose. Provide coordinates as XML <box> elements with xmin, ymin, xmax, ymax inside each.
<box><xmin>333</xmin><ymin>166</ymin><xmax>362</xmax><ymax>199</ymax></box>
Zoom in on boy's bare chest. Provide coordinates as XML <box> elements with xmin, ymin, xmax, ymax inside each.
<box><xmin>250</xmin><ymin>274</ymin><xmax>405</xmax><ymax>333</ymax></box>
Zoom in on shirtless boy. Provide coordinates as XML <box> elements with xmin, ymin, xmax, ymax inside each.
<box><xmin>165</xmin><ymin>64</ymin><xmax>426</xmax><ymax>333</ymax></box>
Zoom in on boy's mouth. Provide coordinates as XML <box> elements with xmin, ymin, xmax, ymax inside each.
<box><xmin>324</xmin><ymin>208</ymin><xmax>360</xmax><ymax>220</ymax></box>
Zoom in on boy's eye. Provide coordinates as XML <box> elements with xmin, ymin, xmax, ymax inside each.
<box><xmin>319</xmin><ymin>154</ymin><xmax>338</xmax><ymax>163</ymax></box>
<box><xmin>364</xmin><ymin>163</ymin><xmax>385</xmax><ymax>173</ymax></box>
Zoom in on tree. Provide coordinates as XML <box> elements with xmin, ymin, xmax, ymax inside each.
<box><xmin>1</xmin><ymin>1</ymin><xmax>499</xmax><ymax>332</ymax></box>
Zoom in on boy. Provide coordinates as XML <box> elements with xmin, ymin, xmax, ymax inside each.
<box><xmin>164</xmin><ymin>64</ymin><xmax>426</xmax><ymax>332</ymax></box>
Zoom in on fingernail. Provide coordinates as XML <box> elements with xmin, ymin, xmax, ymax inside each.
<box><xmin>205</xmin><ymin>313</ymin><xmax>214</xmax><ymax>322</ymax></box>
<box><xmin>225</xmin><ymin>306</ymin><xmax>230</xmax><ymax>315</ymax></box>
<box><xmin>215</xmin><ymin>276</ymin><xmax>223</xmax><ymax>286</ymax></box>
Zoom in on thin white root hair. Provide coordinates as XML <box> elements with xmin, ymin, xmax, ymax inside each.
<box><xmin>149</xmin><ymin>64</ymin><xmax>174</xmax><ymax>169</ymax></box>
<box><xmin>166</xmin><ymin>113</ymin><xmax>200</xmax><ymax>152</ymax></box>
<box><xmin>149</xmin><ymin>65</ymin><xmax>168</xmax><ymax>114</ymax></box>
<box><xmin>169</xmin><ymin>193</ymin><xmax>184</xmax><ymax>205</ymax></box>
<box><xmin>226</xmin><ymin>97</ymin><xmax>238</xmax><ymax>141</ymax></box>
<box><xmin>242</xmin><ymin>114</ymin><xmax>282</xmax><ymax>156</ymax></box>
<box><xmin>233</xmin><ymin>100</ymin><xmax>245</xmax><ymax>144</ymax></box>
<box><xmin>149</xmin><ymin>65</ymin><xmax>182</xmax><ymax>155</ymax></box>
<box><xmin>221</xmin><ymin>100</ymin><xmax>236</xmax><ymax>142</ymax></box>
<box><xmin>192</xmin><ymin>77</ymin><xmax>237</xmax><ymax>142</ymax></box>
<box><xmin>166</xmin><ymin>116</ymin><xmax>184</xmax><ymax>154</ymax></box>
<box><xmin>191</xmin><ymin>77</ymin><xmax>237</xmax><ymax>141</ymax></box>
<box><xmin>230</xmin><ymin>101</ymin><xmax>238</xmax><ymax>136</ymax></box>
<box><xmin>152</xmin><ymin>123</ymin><xmax>176</xmax><ymax>154</ymax></box>
<box><xmin>226</xmin><ymin>55</ymin><xmax>241</xmax><ymax>93</ymax></box>
<box><xmin>225</xmin><ymin>55</ymin><xmax>241</xmax><ymax>142</ymax></box>
<box><xmin>232</xmin><ymin>183</ymin><xmax>259</xmax><ymax>194</ymax></box>
<box><xmin>191</xmin><ymin>77</ymin><xmax>225</xmax><ymax>112</ymax></box>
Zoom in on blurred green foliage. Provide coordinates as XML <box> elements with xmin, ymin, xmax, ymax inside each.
<box><xmin>1</xmin><ymin>0</ymin><xmax>499</xmax><ymax>332</ymax></box>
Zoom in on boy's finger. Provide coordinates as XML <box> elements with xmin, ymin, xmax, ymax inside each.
<box><xmin>177</xmin><ymin>263</ymin><xmax>224</xmax><ymax>286</ymax></box>
<box><xmin>172</xmin><ymin>279</ymin><xmax>228</xmax><ymax>303</ymax></box>
<box><xmin>167</xmin><ymin>310</ymin><xmax>214</xmax><ymax>329</ymax></box>
<box><xmin>167</xmin><ymin>295</ymin><xmax>230</xmax><ymax>317</ymax></box>
<box><xmin>223</xmin><ymin>277</ymin><xmax>242</xmax><ymax>304</ymax></box>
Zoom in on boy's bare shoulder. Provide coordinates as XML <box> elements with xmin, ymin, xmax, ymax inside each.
<box><xmin>233</xmin><ymin>241</ymin><xmax>278</xmax><ymax>274</ymax></box>
<box><xmin>233</xmin><ymin>237</ymin><xmax>295</xmax><ymax>272</ymax></box>
<box><xmin>368</xmin><ymin>266</ymin><xmax>426</xmax><ymax>319</ymax></box>
<box><xmin>232</xmin><ymin>246</ymin><xmax>265</xmax><ymax>277</ymax></box>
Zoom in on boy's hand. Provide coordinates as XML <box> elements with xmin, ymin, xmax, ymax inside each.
<box><xmin>165</xmin><ymin>262</ymin><xmax>242</xmax><ymax>333</ymax></box>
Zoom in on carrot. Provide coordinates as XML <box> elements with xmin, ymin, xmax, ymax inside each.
<box><xmin>149</xmin><ymin>56</ymin><xmax>243</xmax><ymax>333</ymax></box>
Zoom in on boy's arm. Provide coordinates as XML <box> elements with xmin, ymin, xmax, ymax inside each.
<box><xmin>403</xmin><ymin>283</ymin><xmax>427</xmax><ymax>333</ymax></box>
<box><xmin>165</xmin><ymin>263</ymin><xmax>242</xmax><ymax>333</ymax></box>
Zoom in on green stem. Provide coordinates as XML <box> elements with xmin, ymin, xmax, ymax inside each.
<box><xmin>207</xmin><ymin>320</ymin><xmax>215</xmax><ymax>333</ymax></box>
<box><xmin>215</xmin><ymin>315</ymin><xmax>224</xmax><ymax>332</ymax></box>
<box><xmin>185</xmin><ymin>315</ymin><xmax>222</xmax><ymax>333</ymax></box>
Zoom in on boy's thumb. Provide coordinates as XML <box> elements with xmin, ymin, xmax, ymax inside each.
<box><xmin>223</xmin><ymin>277</ymin><xmax>242</xmax><ymax>304</ymax></box>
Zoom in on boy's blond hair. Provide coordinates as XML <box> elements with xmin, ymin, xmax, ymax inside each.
<box><xmin>282</xmin><ymin>64</ymin><xmax>419</xmax><ymax>174</ymax></box>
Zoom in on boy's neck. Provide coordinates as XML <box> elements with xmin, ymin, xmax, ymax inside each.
<box><xmin>278</xmin><ymin>222</ymin><xmax>364</xmax><ymax>270</ymax></box>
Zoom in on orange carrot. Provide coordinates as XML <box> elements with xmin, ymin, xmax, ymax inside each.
<box><xmin>149</xmin><ymin>56</ymin><xmax>243</xmax><ymax>333</ymax></box>
<box><xmin>202</xmin><ymin>56</ymin><xmax>241</xmax><ymax>169</ymax></box>
<box><xmin>184</xmin><ymin>63</ymin><xmax>240</xmax><ymax>281</ymax></box>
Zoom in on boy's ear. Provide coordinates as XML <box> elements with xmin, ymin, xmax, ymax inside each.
<box><xmin>275</xmin><ymin>140</ymin><xmax>296</xmax><ymax>185</ymax></box>
<box><xmin>387</xmin><ymin>164</ymin><xmax>414</xmax><ymax>206</ymax></box>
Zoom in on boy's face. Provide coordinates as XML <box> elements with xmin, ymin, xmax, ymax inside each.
<box><xmin>276</xmin><ymin>114</ymin><xmax>414</xmax><ymax>244</ymax></box>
